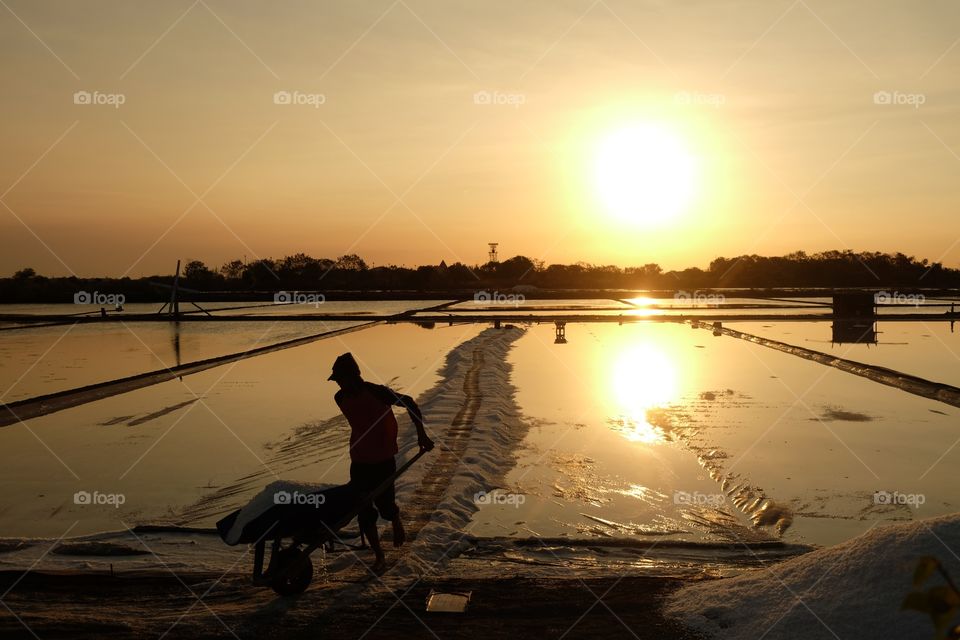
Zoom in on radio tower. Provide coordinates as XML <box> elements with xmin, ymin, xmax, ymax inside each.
<box><xmin>488</xmin><ymin>242</ymin><xmax>499</xmax><ymax>263</ymax></box>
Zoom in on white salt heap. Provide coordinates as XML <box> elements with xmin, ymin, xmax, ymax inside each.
<box><xmin>223</xmin><ymin>480</ymin><xmax>334</xmax><ymax>545</ymax></box>
<box><xmin>384</xmin><ymin>326</ymin><xmax>528</xmax><ymax>584</ymax></box>
<box><xmin>665</xmin><ymin>513</ymin><xmax>960</xmax><ymax>640</ymax></box>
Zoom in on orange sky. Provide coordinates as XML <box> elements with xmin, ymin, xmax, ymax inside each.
<box><xmin>2</xmin><ymin>0</ymin><xmax>959</xmax><ymax>277</ymax></box>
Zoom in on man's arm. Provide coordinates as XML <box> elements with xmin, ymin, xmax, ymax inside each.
<box><xmin>369</xmin><ymin>384</ymin><xmax>434</xmax><ymax>451</ymax></box>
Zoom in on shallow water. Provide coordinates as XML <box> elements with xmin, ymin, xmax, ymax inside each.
<box><xmin>0</xmin><ymin>300</ymin><xmax>447</xmax><ymax>317</ymax></box>
<box><xmin>439</xmin><ymin>296</ymin><xmax>839</xmax><ymax>318</ymax></box>
<box><xmin>0</xmin><ymin>322</ymin><xmax>482</xmax><ymax>537</ymax></box>
<box><xmin>445</xmin><ymin>295</ymin><xmax>955</xmax><ymax>319</ymax></box>
<box><xmin>0</xmin><ymin>301</ymin><xmax>446</xmax><ymax>401</ymax></box>
<box><xmin>447</xmin><ymin>298</ymin><xmax>634</xmax><ymax>310</ymax></box>
<box><xmin>4</xmin><ymin>310</ymin><xmax>958</xmax><ymax>560</ymax></box>
<box><xmin>469</xmin><ymin>322</ymin><xmax>960</xmax><ymax>548</ymax></box>
<box><xmin>0</xmin><ymin>320</ymin><xmax>360</xmax><ymax>401</ymax></box>
<box><xmin>726</xmin><ymin>320</ymin><xmax>960</xmax><ymax>387</ymax></box>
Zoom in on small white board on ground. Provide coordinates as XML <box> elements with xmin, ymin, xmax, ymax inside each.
<box><xmin>425</xmin><ymin>590</ymin><xmax>472</xmax><ymax>613</ymax></box>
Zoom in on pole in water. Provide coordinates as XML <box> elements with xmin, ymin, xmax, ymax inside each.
<box><xmin>169</xmin><ymin>260</ymin><xmax>181</xmax><ymax>319</ymax></box>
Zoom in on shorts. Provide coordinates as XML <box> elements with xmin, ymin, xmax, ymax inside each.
<box><xmin>349</xmin><ymin>458</ymin><xmax>399</xmax><ymax>528</ymax></box>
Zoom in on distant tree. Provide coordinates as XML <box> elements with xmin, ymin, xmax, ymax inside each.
<box><xmin>538</xmin><ymin>263</ymin><xmax>580</xmax><ymax>288</ymax></box>
<box><xmin>495</xmin><ymin>255</ymin><xmax>537</xmax><ymax>282</ymax></box>
<box><xmin>275</xmin><ymin>253</ymin><xmax>324</xmax><ymax>288</ymax></box>
<box><xmin>671</xmin><ymin>267</ymin><xmax>711</xmax><ymax>289</ymax></box>
<box><xmin>316</xmin><ymin>257</ymin><xmax>336</xmax><ymax>271</ymax></box>
<box><xmin>220</xmin><ymin>259</ymin><xmax>245</xmax><ymax>280</ymax></box>
<box><xmin>416</xmin><ymin>264</ymin><xmax>439</xmax><ymax>284</ymax></box>
<box><xmin>241</xmin><ymin>259</ymin><xmax>279</xmax><ymax>289</ymax></box>
<box><xmin>2</xmin><ymin>249</ymin><xmax>957</xmax><ymax>300</ymax></box>
<box><xmin>182</xmin><ymin>260</ymin><xmax>219</xmax><ymax>290</ymax></box>
<box><xmin>335</xmin><ymin>254</ymin><xmax>368</xmax><ymax>271</ymax></box>
<box><xmin>278</xmin><ymin>253</ymin><xmax>318</xmax><ymax>275</ymax></box>
<box><xmin>184</xmin><ymin>260</ymin><xmax>212</xmax><ymax>280</ymax></box>
<box><xmin>445</xmin><ymin>262</ymin><xmax>476</xmax><ymax>286</ymax></box>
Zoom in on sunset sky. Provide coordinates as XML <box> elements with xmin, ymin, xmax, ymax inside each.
<box><xmin>2</xmin><ymin>0</ymin><xmax>959</xmax><ymax>277</ymax></box>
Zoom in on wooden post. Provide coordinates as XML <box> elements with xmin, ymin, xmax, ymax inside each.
<box><xmin>169</xmin><ymin>260</ymin><xmax>181</xmax><ymax>319</ymax></box>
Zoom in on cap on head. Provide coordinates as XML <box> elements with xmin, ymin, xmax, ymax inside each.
<box><xmin>328</xmin><ymin>352</ymin><xmax>361</xmax><ymax>381</ymax></box>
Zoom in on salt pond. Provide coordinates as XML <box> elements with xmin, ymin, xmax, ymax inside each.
<box><xmin>726</xmin><ymin>320</ymin><xmax>960</xmax><ymax>387</ymax></box>
<box><xmin>0</xmin><ymin>301</ymin><xmax>446</xmax><ymax>400</ymax></box>
<box><xmin>2</xmin><ymin>310</ymin><xmax>957</xmax><ymax>570</ymax></box>
<box><xmin>0</xmin><ymin>322</ymin><xmax>482</xmax><ymax>538</ymax></box>
<box><xmin>469</xmin><ymin>322</ymin><xmax>960</xmax><ymax>548</ymax></box>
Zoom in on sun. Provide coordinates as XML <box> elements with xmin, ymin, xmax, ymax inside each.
<box><xmin>594</xmin><ymin>122</ymin><xmax>698</xmax><ymax>225</ymax></box>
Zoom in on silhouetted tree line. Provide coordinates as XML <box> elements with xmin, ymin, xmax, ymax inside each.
<box><xmin>2</xmin><ymin>250</ymin><xmax>958</xmax><ymax>303</ymax></box>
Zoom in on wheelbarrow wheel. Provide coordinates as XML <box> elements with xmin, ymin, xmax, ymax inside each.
<box><xmin>270</xmin><ymin>548</ymin><xmax>313</xmax><ymax>596</ymax></box>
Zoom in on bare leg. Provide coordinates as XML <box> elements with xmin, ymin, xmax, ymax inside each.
<box><xmin>391</xmin><ymin>513</ymin><xmax>406</xmax><ymax>547</ymax></box>
<box><xmin>361</xmin><ymin>521</ymin><xmax>386</xmax><ymax>573</ymax></box>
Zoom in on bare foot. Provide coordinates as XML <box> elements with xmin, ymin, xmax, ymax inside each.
<box><xmin>372</xmin><ymin>555</ymin><xmax>386</xmax><ymax>574</ymax></box>
<box><xmin>391</xmin><ymin>517</ymin><xmax>406</xmax><ymax>548</ymax></box>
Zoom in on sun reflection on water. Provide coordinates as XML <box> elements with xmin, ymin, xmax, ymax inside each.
<box><xmin>616</xmin><ymin>483</ymin><xmax>661</xmax><ymax>502</ymax></box>
<box><xmin>608</xmin><ymin>342</ymin><xmax>679</xmax><ymax>443</ymax></box>
<box><xmin>623</xmin><ymin>297</ymin><xmax>667</xmax><ymax>316</ymax></box>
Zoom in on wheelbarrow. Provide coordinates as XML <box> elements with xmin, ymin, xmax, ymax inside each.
<box><xmin>216</xmin><ymin>449</ymin><xmax>427</xmax><ymax>595</ymax></box>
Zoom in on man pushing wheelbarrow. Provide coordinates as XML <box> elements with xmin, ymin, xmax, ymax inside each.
<box><xmin>216</xmin><ymin>352</ymin><xmax>435</xmax><ymax>594</ymax></box>
<box><xmin>328</xmin><ymin>352</ymin><xmax>434</xmax><ymax>573</ymax></box>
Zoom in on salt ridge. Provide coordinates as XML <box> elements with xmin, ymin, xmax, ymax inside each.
<box><xmin>665</xmin><ymin>512</ymin><xmax>960</xmax><ymax>639</ymax></box>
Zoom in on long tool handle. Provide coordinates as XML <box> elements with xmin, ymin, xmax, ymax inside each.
<box><xmin>330</xmin><ymin>447</ymin><xmax>428</xmax><ymax>533</ymax></box>
<box><xmin>265</xmin><ymin>448</ymin><xmax>431</xmax><ymax>589</ymax></box>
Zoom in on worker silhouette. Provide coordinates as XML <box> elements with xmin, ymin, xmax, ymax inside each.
<box><xmin>328</xmin><ymin>353</ymin><xmax>434</xmax><ymax>573</ymax></box>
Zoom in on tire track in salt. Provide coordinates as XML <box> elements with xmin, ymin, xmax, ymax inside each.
<box><xmin>259</xmin><ymin>328</ymin><xmax>525</xmax><ymax>634</ymax></box>
<box><xmin>399</xmin><ymin>343</ymin><xmax>485</xmax><ymax>543</ymax></box>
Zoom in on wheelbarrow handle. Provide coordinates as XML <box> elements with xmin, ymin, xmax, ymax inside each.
<box><xmin>265</xmin><ymin>447</ymin><xmax>432</xmax><ymax>592</ymax></box>
<box><xmin>331</xmin><ymin>447</ymin><xmax>429</xmax><ymax>533</ymax></box>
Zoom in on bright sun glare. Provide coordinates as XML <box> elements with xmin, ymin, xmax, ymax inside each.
<box><xmin>595</xmin><ymin>122</ymin><xmax>698</xmax><ymax>225</ymax></box>
<box><xmin>610</xmin><ymin>343</ymin><xmax>678</xmax><ymax>442</ymax></box>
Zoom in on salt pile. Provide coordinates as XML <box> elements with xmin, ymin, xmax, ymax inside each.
<box><xmin>384</xmin><ymin>326</ymin><xmax>528</xmax><ymax>583</ymax></box>
<box><xmin>222</xmin><ymin>480</ymin><xmax>334</xmax><ymax>545</ymax></box>
<box><xmin>664</xmin><ymin>513</ymin><xmax>960</xmax><ymax>639</ymax></box>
